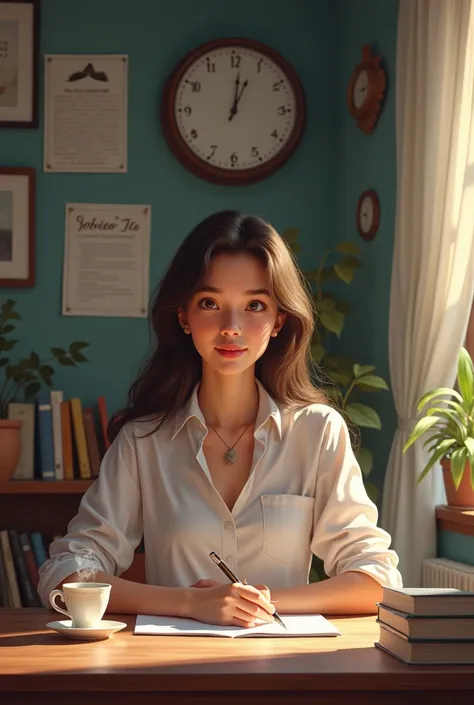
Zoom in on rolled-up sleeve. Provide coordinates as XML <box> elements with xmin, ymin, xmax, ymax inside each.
<box><xmin>37</xmin><ymin>425</ymin><xmax>143</xmax><ymax>606</ymax></box>
<box><xmin>310</xmin><ymin>409</ymin><xmax>402</xmax><ymax>589</ymax></box>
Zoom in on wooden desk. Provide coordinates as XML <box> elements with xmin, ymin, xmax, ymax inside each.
<box><xmin>1</xmin><ymin>608</ymin><xmax>473</xmax><ymax>704</ymax></box>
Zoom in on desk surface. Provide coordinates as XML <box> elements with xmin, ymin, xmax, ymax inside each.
<box><xmin>1</xmin><ymin>608</ymin><xmax>473</xmax><ymax>705</ymax></box>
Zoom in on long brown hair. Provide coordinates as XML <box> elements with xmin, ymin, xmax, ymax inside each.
<box><xmin>108</xmin><ymin>210</ymin><xmax>327</xmax><ymax>443</ymax></box>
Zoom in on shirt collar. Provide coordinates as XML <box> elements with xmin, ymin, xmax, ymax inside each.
<box><xmin>171</xmin><ymin>378</ymin><xmax>282</xmax><ymax>440</ymax></box>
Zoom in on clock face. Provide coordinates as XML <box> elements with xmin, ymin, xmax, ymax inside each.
<box><xmin>359</xmin><ymin>195</ymin><xmax>374</xmax><ymax>233</ymax></box>
<box><xmin>162</xmin><ymin>39</ymin><xmax>306</xmax><ymax>184</ymax></box>
<box><xmin>353</xmin><ymin>69</ymin><xmax>369</xmax><ymax>110</ymax></box>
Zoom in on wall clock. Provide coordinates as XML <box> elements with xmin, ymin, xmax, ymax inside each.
<box><xmin>161</xmin><ymin>38</ymin><xmax>306</xmax><ymax>185</ymax></box>
<box><xmin>356</xmin><ymin>189</ymin><xmax>380</xmax><ymax>241</ymax></box>
<box><xmin>347</xmin><ymin>44</ymin><xmax>387</xmax><ymax>135</ymax></box>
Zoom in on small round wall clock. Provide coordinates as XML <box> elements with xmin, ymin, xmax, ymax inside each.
<box><xmin>356</xmin><ymin>189</ymin><xmax>380</xmax><ymax>241</ymax></box>
<box><xmin>161</xmin><ymin>38</ymin><xmax>306</xmax><ymax>185</ymax></box>
<box><xmin>347</xmin><ymin>44</ymin><xmax>387</xmax><ymax>135</ymax></box>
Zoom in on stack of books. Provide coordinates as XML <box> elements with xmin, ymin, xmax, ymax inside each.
<box><xmin>375</xmin><ymin>587</ymin><xmax>474</xmax><ymax>665</ymax></box>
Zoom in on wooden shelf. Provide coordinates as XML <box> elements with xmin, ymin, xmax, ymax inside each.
<box><xmin>0</xmin><ymin>481</ymin><xmax>93</xmax><ymax>494</ymax></box>
<box><xmin>436</xmin><ymin>505</ymin><xmax>474</xmax><ymax>537</ymax></box>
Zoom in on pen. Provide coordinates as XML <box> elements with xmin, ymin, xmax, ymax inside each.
<box><xmin>209</xmin><ymin>550</ymin><xmax>287</xmax><ymax>630</ymax></box>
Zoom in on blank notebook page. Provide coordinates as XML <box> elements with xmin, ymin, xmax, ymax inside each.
<box><xmin>134</xmin><ymin>613</ymin><xmax>341</xmax><ymax>637</ymax></box>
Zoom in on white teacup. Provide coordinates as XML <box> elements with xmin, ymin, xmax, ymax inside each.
<box><xmin>49</xmin><ymin>582</ymin><xmax>111</xmax><ymax>628</ymax></box>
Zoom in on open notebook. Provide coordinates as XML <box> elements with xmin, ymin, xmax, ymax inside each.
<box><xmin>134</xmin><ymin>613</ymin><xmax>341</xmax><ymax>638</ymax></box>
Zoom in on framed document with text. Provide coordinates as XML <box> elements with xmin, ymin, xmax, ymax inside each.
<box><xmin>0</xmin><ymin>0</ymin><xmax>39</xmax><ymax>128</ymax></box>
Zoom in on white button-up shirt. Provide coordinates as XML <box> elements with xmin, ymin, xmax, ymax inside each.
<box><xmin>37</xmin><ymin>380</ymin><xmax>402</xmax><ymax>606</ymax></box>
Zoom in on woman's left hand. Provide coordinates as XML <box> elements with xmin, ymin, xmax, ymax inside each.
<box><xmin>190</xmin><ymin>579</ymin><xmax>274</xmax><ymax>605</ymax></box>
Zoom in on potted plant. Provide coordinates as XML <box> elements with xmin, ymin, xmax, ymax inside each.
<box><xmin>282</xmin><ymin>228</ymin><xmax>389</xmax><ymax>503</ymax></box>
<box><xmin>0</xmin><ymin>299</ymin><xmax>89</xmax><ymax>481</ymax></box>
<box><xmin>282</xmin><ymin>229</ymin><xmax>390</xmax><ymax>583</ymax></box>
<box><xmin>403</xmin><ymin>346</ymin><xmax>474</xmax><ymax>508</ymax></box>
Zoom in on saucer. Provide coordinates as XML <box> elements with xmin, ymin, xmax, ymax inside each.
<box><xmin>46</xmin><ymin>619</ymin><xmax>127</xmax><ymax>641</ymax></box>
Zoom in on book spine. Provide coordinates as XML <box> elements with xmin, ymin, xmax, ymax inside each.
<box><xmin>60</xmin><ymin>400</ymin><xmax>74</xmax><ymax>480</ymax></box>
<box><xmin>8</xmin><ymin>529</ymin><xmax>39</xmax><ymax>607</ymax></box>
<box><xmin>0</xmin><ymin>537</ymin><xmax>9</xmax><ymax>607</ymax></box>
<box><xmin>50</xmin><ymin>390</ymin><xmax>64</xmax><ymax>480</ymax></box>
<box><xmin>36</xmin><ymin>394</ymin><xmax>56</xmax><ymax>480</ymax></box>
<box><xmin>0</xmin><ymin>530</ymin><xmax>22</xmax><ymax>608</ymax></box>
<box><xmin>97</xmin><ymin>395</ymin><xmax>110</xmax><ymax>454</ymax></box>
<box><xmin>83</xmin><ymin>407</ymin><xmax>101</xmax><ymax>477</ymax></box>
<box><xmin>30</xmin><ymin>531</ymin><xmax>48</xmax><ymax>568</ymax></box>
<box><xmin>70</xmin><ymin>398</ymin><xmax>91</xmax><ymax>479</ymax></box>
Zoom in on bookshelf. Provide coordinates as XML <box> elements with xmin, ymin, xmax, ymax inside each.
<box><xmin>0</xmin><ymin>481</ymin><xmax>146</xmax><ymax>585</ymax></box>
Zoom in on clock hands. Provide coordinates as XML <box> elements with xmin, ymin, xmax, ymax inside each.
<box><xmin>228</xmin><ymin>72</ymin><xmax>248</xmax><ymax>121</ymax></box>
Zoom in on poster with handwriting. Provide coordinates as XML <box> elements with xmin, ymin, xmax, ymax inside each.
<box><xmin>62</xmin><ymin>203</ymin><xmax>150</xmax><ymax>317</ymax></box>
<box><xmin>44</xmin><ymin>55</ymin><xmax>128</xmax><ymax>172</ymax></box>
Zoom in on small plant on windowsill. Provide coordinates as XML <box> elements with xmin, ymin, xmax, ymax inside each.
<box><xmin>403</xmin><ymin>346</ymin><xmax>474</xmax><ymax>508</ymax></box>
<box><xmin>0</xmin><ymin>299</ymin><xmax>89</xmax><ymax>479</ymax></box>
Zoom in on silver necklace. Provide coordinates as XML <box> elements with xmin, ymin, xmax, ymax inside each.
<box><xmin>208</xmin><ymin>423</ymin><xmax>252</xmax><ymax>464</ymax></box>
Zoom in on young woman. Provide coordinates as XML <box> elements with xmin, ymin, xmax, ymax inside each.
<box><xmin>38</xmin><ymin>210</ymin><xmax>402</xmax><ymax>627</ymax></box>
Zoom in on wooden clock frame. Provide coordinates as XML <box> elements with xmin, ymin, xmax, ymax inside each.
<box><xmin>357</xmin><ymin>189</ymin><xmax>380</xmax><ymax>241</ymax></box>
<box><xmin>160</xmin><ymin>37</ymin><xmax>307</xmax><ymax>185</ymax></box>
<box><xmin>347</xmin><ymin>44</ymin><xmax>387</xmax><ymax>135</ymax></box>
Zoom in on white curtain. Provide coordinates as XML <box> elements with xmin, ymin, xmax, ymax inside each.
<box><xmin>381</xmin><ymin>0</ymin><xmax>474</xmax><ymax>587</ymax></box>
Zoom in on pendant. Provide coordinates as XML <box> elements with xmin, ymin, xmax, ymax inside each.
<box><xmin>225</xmin><ymin>448</ymin><xmax>237</xmax><ymax>464</ymax></box>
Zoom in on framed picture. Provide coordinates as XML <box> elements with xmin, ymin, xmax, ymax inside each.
<box><xmin>0</xmin><ymin>167</ymin><xmax>35</xmax><ymax>287</ymax></box>
<box><xmin>0</xmin><ymin>0</ymin><xmax>39</xmax><ymax>128</ymax></box>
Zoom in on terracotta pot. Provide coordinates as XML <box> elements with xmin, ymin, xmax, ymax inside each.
<box><xmin>0</xmin><ymin>419</ymin><xmax>22</xmax><ymax>482</ymax></box>
<box><xmin>441</xmin><ymin>457</ymin><xmax>474</xmax><ymax>508</ymax></box>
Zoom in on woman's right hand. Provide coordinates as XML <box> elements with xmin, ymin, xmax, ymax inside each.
<box><xmin>187</xmin><ymin>582</ymin><xmax>275</xmax><ymax>628</ymax></box>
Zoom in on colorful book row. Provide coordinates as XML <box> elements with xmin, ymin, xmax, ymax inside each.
<box><xmin>7</xmin><ymin>393</ymin><xmax>110</xmax><ymax>481</ymax></box>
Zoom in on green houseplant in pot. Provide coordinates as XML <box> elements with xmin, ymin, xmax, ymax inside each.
<box><xmin>282</xmin><ymin>229</ymin><xmax>390</xmax><ymax>581</ymax></box>
<box><xmin>0</xmin><ymin>299</ymin><xmax>89</xmax><ymax>481</ymax></box>
<box><xmin>403</xmin><ymin>346</ymin><xmax>474</xmax><ymax>508</ymax></box>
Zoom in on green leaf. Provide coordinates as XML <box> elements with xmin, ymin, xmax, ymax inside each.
<box><xmin>50</xmin><ymin>347</ymin><xmax>66</xmax><ymax>357</ymax></box>
<box><xmin>464</xmin><ymin>437</ymin><xmax>474</xmax><ymax>484</ymax></box>
<box><xmin>450</xmin><ymin>447</ymin><xmax>468</xmax><ymax>489</ymax></box>
<box><xmin>315</xmin><ymin>298</ymin><xmax>335</xmax><ymax>313</ymax></box>
<box><xmin>355</xmin><ymin>447</ymin><xmax>373</xmax><ymax>476</ymax></box>
<box><xmin>58</xmin><ymin>356</ymin><xmax>76</xmax><ymax>367</ymax></box>
<box><xmin>319</xmin><ymin>309</ymin><xmax>344</xmax><ymax>338</ymax></box>
<box><xmin>0</xmin><ymin>339</ymin><xmax>18</xmax><ymax>352</ymax></box>
<box><xmin>69</xmin><ymin>341</ymin><xmax>89</xmax><ymax>354</ymax></box>
<box><xmin>426</xmin><ymin>408</ymin><xmax>467</xmax><ymax>439</ymax></box>
<box><xmin>327</xmin><ymin>370</ymin><xmax>352</xmax><ymax>386</ymax></box>
<box><xmin>354</xmin><ymin>374</ymin><xmax>389</xmax><ymax>391</ymax></box>
<box><xmin>417</xmin><ymin>444</ymin><xmax>452</xmax><ymax>484</ymax></box>
<box><xmin>310</xmin><ymin>342</ymin><xmax>325</xmax><ymax>364</ymax></box>
<box><xmin>281</xmin><ymin>227</ymin><xmax>300</xmax><ymax>252</ymax></box>
<box><xmin>24</xmin><ymin>382</ymin><xmax>41</xmax><ymax>398</ymax></box>
<box><xmin>282</xmin><ymin>227</ymin><xmax>299</xmax><ymax>243</ymax></box>
<box><xmin>353</xmin><ymin>364</ymin><xmax>376</xmax><ymax>378</ymax></box>
<box><xmin>70</xmin><ymin>350</ymin><xmax>88</xmax><ymax>363</ymax></box>
<box><xmin>457</xmin><ymin>347</ymin><xmax>474</xmax><ymax>407</ymax></box>
<box><xmin>334</xmin><ymin>256</ymin><xmax>362</xmax><ymax>285</ymax></box>
<box><xmin>346</xmin><ymin>403</ymin><xmax>381</xmax><ymax>429</ymax></box>
<box><xmin>0</xmin><ymin>324</ymin><xmax>15</xmax><ymax>334</ymax></box>
<box><xmin>29</xmin><ymin>352</ymin><xmax>40</xmax><ymax>369</ymax></box>
<box><xmin>403</xmin><ymin>416</ymin><xmax>442</xmax><ymax>451</ymax></box>
<box><xmin>335</xmin><ymin>241</ymin><xmax>361</xmax><ymax>255</ymax></box>
<box><xmin>0</xmin><ymin>357</ymin><xmax>9</xmax><ymax>367</ymax></box>
<box><xmin>364</xmin><ymin>481</ymin><xmax>379</xmax><ymax>503</ymax></box>
<box><xmin>417</xmin><ymin>387</ymin><xmax>463</xmax><ymax>410</ymax></box>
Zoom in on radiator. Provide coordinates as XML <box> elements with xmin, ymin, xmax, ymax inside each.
<box><xmin>422</xmin><ymin>558</ymin><xmax>474</xmax><ymax>590</ymax></box>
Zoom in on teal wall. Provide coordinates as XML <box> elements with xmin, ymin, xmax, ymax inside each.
<box><xmin>438</xmin><ymin>531</ymin><xmax>474</xmax><ymax>566</ymax></box>
<box><xmin>334</xmin><ymin>0</ymin><xmax>399</xmax><ymax>492</ymax></box>
<box><xmin>1</xmin><ymin>0</ymin><xmax>401</xmax><ymax>497</ymax></box>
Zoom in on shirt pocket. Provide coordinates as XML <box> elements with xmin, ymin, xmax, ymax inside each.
<box><xmin>260</xmin><ymin>494</ymin><xmax>315</xmax><ymax>564</ymax></box>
